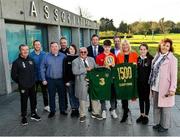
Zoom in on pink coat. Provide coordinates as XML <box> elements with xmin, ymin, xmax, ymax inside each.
<box><xmin>153</xmin><ymin>52</ymin><xmax>178</xmax><ymax>107</ymax></box>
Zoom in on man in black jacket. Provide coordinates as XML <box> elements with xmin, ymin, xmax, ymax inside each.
<box><xmin>11</xmin><ymin>44</ymin><xmax>41</xmax><ymax>126</ymax></box>
<box><xmin>60</xmin><ymin>36</ymin><xmax>69</xmax><ymax>54</ymax></box>
<box><xmin>59</xmin><ymin>37</ymin><xmax>69</xmax><ymax>111</ymax></box>
<box><xmin>87</xmin><ymin>34</ymin><xmax>104</xmax><ymax>112</ymax></box>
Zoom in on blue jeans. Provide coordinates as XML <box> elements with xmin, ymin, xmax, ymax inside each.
<box><xmin>47</xmin><ymin>78</ymin><xmax>66</xmax><ymax>113</ymax></box>
<box><xmin>66</xmin><ymin>81</ymin><xmax>79</xmax><ymax>110</ymax></box>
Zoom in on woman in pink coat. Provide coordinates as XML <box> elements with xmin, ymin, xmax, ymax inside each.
<box><xmin>149</xmin><ymin>38</ymin><xmax>178</xmax><ymax>132</ymax></box>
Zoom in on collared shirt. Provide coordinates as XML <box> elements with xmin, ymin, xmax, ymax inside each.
<box><xmin>92</xmin><ymin>45</ymin><xmax>99</xmax><ymax>57</ymax></box>
<box><xmin>40</xmin><ymin>52</ymin><xmax>66</xmax><ymax>80</ymax></box>
<box><xmin>80</xmin><ymin>57</ymin><xmax>89</xmax><ymax>67</ymax></box>
<box><xmin>152</xmin><ymin>52</ymin><xmax>169</xmax><ymax>92</ymax></box>
<box><xmin>114</xmin><ymin>47</ymin><xmax>120</xmax><ymax>56</ymax></box>
<box><xmin>140</xmin><ymin>56</ymin><xmax>147</xmax><ymax>60</ymax></box>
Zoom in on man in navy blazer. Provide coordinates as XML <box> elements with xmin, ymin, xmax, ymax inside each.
<box><xmin>87</xmin><ymin>34</ymin><xmax>104</xmax><ymax>59</ymax></box>
<box><xmin>87</xmin><ymin>34</ymin><xmax>104</xmax><ymax>112</ymax></box>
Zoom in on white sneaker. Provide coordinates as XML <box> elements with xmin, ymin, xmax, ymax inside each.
<box><xmin>111</xmin><ymin>110</ymin><xmax>118</xmax><ymax>119</ymax></box>
<box><xmin>102</xmin><ymin>110</ymin><xmax>107</xmax><ymax>119</ymax></box>
<box><xmin>44</xmin><ymin>106</ymin><xmax>50</xmax><ymax>112</ymax></box>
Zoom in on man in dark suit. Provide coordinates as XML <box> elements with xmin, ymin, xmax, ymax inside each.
<box><xmin>87</xmin><ymin>34</ymin><xmax>104</xmax><ymax>112</ymax></box>
<box><xmin>87</xmin><ymin>34</ymin><xmax>104</xmax><ymax>59</ymax></box>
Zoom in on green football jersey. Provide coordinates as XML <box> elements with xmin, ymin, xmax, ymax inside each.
<box><xmin>86</xmin><ymin>67</ymin><xmax>112</xmax><ymax>100</ymax></box>
<box><xmin>112</xmin><ymin>63</ymin><xmax>138</xmax><ymax>100</ymax></box>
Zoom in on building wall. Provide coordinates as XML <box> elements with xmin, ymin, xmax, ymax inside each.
<box><xmin>0</xmin><ymin>0</ymin><xmax>99</xmax><ymax>94</ymax></box>
<box><xmin>0</xmin><ymin>0</ymin><xmax>2</xmax><ymax>18</ymax></box>
<box><xmin>1</xmin><ymin>0</ymin><xmax>99</xmax><ymax>29</ymax></box>
<box><xmin>0</xmin><ymin>19</ymin><xmax>12</xmax><ymax>94</ymax></box>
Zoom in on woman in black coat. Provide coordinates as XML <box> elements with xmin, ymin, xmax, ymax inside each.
<box><xmin>136</xmin><ymin>43</ymin><xmax>153</xmax><ymax>124</ymax></box>
<box><xmin>64</xmin><ymin>44</ymin><xmax>79</xmax><ymax>117</ymax></box>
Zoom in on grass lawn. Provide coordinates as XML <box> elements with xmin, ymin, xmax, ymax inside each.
<box><xmin>99</xmin><ymin>34</ymin><xmax>180</xmax><ymax>93</ymax></box>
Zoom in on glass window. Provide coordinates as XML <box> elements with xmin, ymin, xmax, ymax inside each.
<box><xmin>89</xmin><ymin>29</ymin><xmax>93</xmax><ymax>45</ymax></box>
<box><xmin>5</xmin><ymin>23</ymin><xmax>48</xmax><ymax>64</ymax></box>
<box><xmin>61</xmin><ymin>27</ymin><xmax>72</xmax><ymax>46</ymax></box>
<box><xmin>5</xmin><ymin>23</ymin><xmax>26</xmax><ymax>64</ymax></box>
<box><xmin>80</xmin><ymin>29</ymin><xmax>84</xmax><ymax>47</ymax></box>
<box><xmin>26</xmin><ymin>25</ymin><xmax>48</xmax><ymax>52</ymax></box>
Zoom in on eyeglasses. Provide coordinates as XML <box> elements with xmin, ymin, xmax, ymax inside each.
<box><xmin>80</xmin><ymin>51</ymin><xmax>87</xmax><ymax>54</ymax></box>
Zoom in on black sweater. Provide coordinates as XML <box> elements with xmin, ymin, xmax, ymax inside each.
<box><xmin>137</xmin><ymin>54</ymin><xmax>153</xmax><ymax>83</ymax></box>
<box><xmin>137</xmin><ymin>54</ymin><xmax>153</xmax><ymax>99</ymax></box>
<box><xmin>63</xmin><ymin>55</ymin><xmax>78</xmax><ymax>83</ymax></box>
<box><xmin>11</xmin><ymin>55</ymin><xmax>36</xmax><ymax>89</ymax></box>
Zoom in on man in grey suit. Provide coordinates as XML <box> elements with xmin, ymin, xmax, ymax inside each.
<box><xmin>72</xmin><ymin>47</ymin><xmax>103</xmax><ymax>122</ymax></box>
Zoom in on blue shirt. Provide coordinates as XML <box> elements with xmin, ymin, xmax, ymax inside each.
<box><xmin>30</xmin><ymin>50</ymin><xmax>46</xmax><ymax>81</ymax></box>
<box><xmin>40</xmin><ymin>52</ymin><xmax>66</xmax><ymax>81</ymax></box>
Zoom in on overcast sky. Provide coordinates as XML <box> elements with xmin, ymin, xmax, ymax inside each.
<box><xmin>44</xmin><ymin>0</ymin><xmax>180</xmax><ymax>27</ymax></box>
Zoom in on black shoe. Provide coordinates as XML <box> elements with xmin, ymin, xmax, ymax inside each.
<box><xmin>48</xmin><ymin>112</ymin><xmax>55</xmax><ymax>118</ymax></box>
<box><xmin>120</xmin><ymin>114</ymin><xmax>128</xmax><ymax>123</ymax></box>
<box><xmin>88</xmin><ymin>107</ymin><xmax>92</xmax><ymax>112</ymax></box>
<box><xmin>21</xmin><ymin>117</ymin><xmax>28</xmax><ymax>126</ymax></box>
<box><xmin>142</xmin><ymin>116</ymin><xmax>149</xmax><ymax>125</ymax></box>
<box><xmin>158</xmin><ymin>126</ymin><xmax>168</xmax><ymax>132</ymax></box>
<box><xmin>60</xmin><ymin>111</ymin><xmax>68</xmax><ymax>115</ymax></box>
<box><xmin>80</xmin><ymin>116</ymin><xmax>86</xmax><ymax>123</ymax></box>
<box><xmin>31</xmin><ymin>113</ymin><xmax>41</xmax><ymax>121</ymax></box>
<box><xmin>71</xmin><ymin>109</ymin><xmax>79</xmax><ymax>117</ymax></box>
<box><xmin>71</xmin><ymin>110</ymin><xmax>76</xmax><ymax>117</ymax></box>
<box><xmin>109</xmin><ymin>107</ymin><xmax>112</xmax><ymax>111</ymax></box>
<box><xmin>74</xmin><ymin>109</ymin><xmax>79</xmax><ymax>117</ymax></box>
<box><xmin>136</xmin><ymin>115</ymin><xmax>144</xmax><ymax>123</ymax></box>
<box><xmin>153</xmin><ymin>124</ymin><xmax>161</xmax><ymax>130</ymax></box>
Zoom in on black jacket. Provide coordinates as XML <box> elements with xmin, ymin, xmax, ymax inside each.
<box><xmin>63</xmin><ymin>55</ymin><xmax>78</xmax><ymax>83</ymax></box>
<box><xmin>137</xmin><ymin>54</ymin><xmax>153</xmax><ymax>99</ymax></box>
<box><xmin>87</xmin><ymin>45</ymin><xmax>104</xmax><ymax>59</ymax></box>
<box><xmin>60</xmin><ymin>48</ymin><xmax>69</xmax><ymax>55</ymax></box>
<box><xmin>110</xmin><ymin>48</ymin><xmax>115</xmax><ymax>54</ymax></box>
<box><xmin>11</xmin><ymin>55</ymin><xmax>36</xmax><ymax>89</ymax></box>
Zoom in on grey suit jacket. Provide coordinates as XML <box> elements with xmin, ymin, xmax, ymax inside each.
<box><xmin>72</xmin><ymin>56</ymin><xmax>97</xmax><ymax>100</ymax></box>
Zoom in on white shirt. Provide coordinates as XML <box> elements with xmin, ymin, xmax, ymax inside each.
<box><xmin>114</xmin><ymin>48</ymin><xmax>120</xmax><ymax>56</ymax></box>
<box><xmin>151</xmin><ymin>52</ymin><xmax>168</xmax><ymax>92</ymax></box>
<box><xmin>81</xmin><ymin>58</ymin><xmax>89</xmax><ymax>67</ymax></box>
<box><xmin>92</xmin><ymin>45</ymin><xmax>98</xmax><ymax>56</ymax></box>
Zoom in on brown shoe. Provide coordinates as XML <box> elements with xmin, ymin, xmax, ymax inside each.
<box><xmin>80</xmin><ymin>116</ymin><xmax>86</xmax><ymax>123</ymax></box>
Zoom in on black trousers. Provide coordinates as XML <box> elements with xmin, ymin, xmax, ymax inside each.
<box><xmin>35</xmin><ymin>81</ymin><xmax>48</xmax><ymax>107</ymax></box>
<box><xmin>139</xmin><ymin>99</ymin><xmax>150</xmax><ymax>115</ymax></box>
<box><xmin>65</xmin><ymin>91</ymin><xmax>68</xmax><ymax>110</ymax></box>
<box><xmin>20</xmin><ymin>85</ymin><xmax>36</xmax><ymax>117</ymax></box>
<box><xmin>121</xmin><ymin>100</ymin><xmax>129</xmax><ymax>114</ymax></box>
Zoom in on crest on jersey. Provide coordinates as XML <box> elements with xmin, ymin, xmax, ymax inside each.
<box><xmin>104</xmin><ymin>55</ymin><xmax>115</xmax><ymax>66</ymax></box>
<box><xmin>105</xmin><ymin>73</ymin><xmax>109</xmax><ymax>77</ymax></box>
<box><xmin>29</xmin><ymin>61</ymin><xmax>33</xmax><ymax>65</ymax></box>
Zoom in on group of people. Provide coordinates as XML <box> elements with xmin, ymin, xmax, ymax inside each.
<box><xmin>11</xmin><ymin>34</ymin><xmax>177</xmax><ymax>133</ymax></box>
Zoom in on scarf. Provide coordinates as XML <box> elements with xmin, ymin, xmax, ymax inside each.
<box><xmin>148</xmin><ymin>53</ymin><xmax>168</xmax><ymax>87</ymax></box>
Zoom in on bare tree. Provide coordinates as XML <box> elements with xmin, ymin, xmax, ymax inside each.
<box><xmin>77</xmin><ymin>6</ymin><xmax>92</xmax><ymax>19</ymax></box>
<box><xmin>159</xmin><ymin>17</ymin><xmax>165</xmax><ymax>34</ymax></box>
